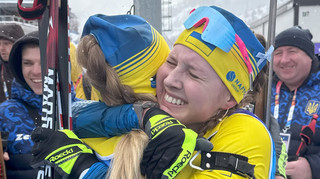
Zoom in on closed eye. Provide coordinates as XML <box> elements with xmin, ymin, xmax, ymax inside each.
<box><xmin>166</xmin><ymin>59</ymin><xmax>177</xmax><ymax>67</ymax></box>
<box><xmin>189</xmin><ymin>71</ymin><xmax>200</xmax><ymax>79</ymax></box>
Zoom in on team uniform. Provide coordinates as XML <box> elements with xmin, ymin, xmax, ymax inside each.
<box><xmin>73</xmin><ymin>101</ymin><xmax>275</xmax><ymax>179</ymax></box>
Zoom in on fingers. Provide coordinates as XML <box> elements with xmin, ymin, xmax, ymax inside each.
<box><xmin>30</xmin><ymin>158</ymin><xmax>52</xmax><ymax>169</ymax></box>
<box><xmin>157</xmin><ymin>147</ymin><xmax>182</xmax><ymax>178</ymax></box>
<box><xmin>142</xmin><ymin>147</ymin><xmax>181</xmax><ymax>179</ymax></box>
<box><xmin>31</xmin><ymin>127</ymin><xmax>53</xmax><ymax>142</ymax></box>
<box><xmin>285</xmin><ymin>160</ymin><xmax>297</xmax><ymax>176</ymax></box>
<box><xmin>3</xmin><ymin>152</ymin><xmax>9</xmax><ymax>161</ymax></box>
<box><xmin>140</xmin><ymin>146</ymin><xmax>156</xmax><ymax>176</ymax></box>
<box><xmin>31</xmin><ymin>127</ymin><xmax>54</xmax><ymax>156</ymax></box>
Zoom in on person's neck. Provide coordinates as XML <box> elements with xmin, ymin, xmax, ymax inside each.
<box><xmin>284</xmin><ymin>80</ymin><xmax>304</xmax><ymax>91</ymax></box>
<box><xmin>186</xmin><ymin>123</ymin><xmax>202</xmax><ymax>134</ymax></box>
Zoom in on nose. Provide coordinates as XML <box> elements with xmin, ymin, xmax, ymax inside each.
<box><xmin>163</xmin><ymin>67</ymin><xmax>183</xmax><ymax>90</ymax></box>
<box><xmin>32</xmin><ymin>63</ymin><xmax>42</xmax><ymax>76</ymax></box>
<box><xmin>278</xmin><ymin>51</ymin><xmax>291</xmax><ymax>64</ymax></box>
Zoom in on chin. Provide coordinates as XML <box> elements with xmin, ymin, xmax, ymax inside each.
<box><xmin>34</xmin><ymin>90</ymin><xmax>43</xmax><ymax>95</ymax></box>
<box><xmin>159</xmin><ymin>105</ymin><xmax>170</xmax><ymax>114</ymax></box>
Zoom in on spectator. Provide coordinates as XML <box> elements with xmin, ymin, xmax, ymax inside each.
<box><xmin>0</xmin><ymin>24</ymin><xmax>24</xmax><ymax>103</ymax></box>
<box><xmin>271</xmin><ymin>26</ymin><xmax>320</xmax><ymax>179</ymax></box>
<box><xmin>0</xmin><ymin>30</ymin><xmax>77</xmax><ymax>178</ymax></box>
<box><xmin>0</xmin><ymin>31</ymin><xmax>41</xmax><ymax>178</ymax></box>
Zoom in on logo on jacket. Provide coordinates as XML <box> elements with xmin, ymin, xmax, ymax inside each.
<box><xmin>16</xmin><ymin>134</ymin><xmax>31</xmax><ymax>141</ymax></box>
<box><xmin>305</xmin><ymin>100</ymin><xmax>320</xmax><ymax>116</ymax></box>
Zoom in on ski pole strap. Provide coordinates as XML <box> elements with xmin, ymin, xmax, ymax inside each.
<box><xmin>17</xmin><ymin>0</ymin><xmax>48</xmax><ymax>20</ymax></box>
<box><xmin>200</xmin><ymin>151</ymin><xmax>255</xmax><ymax>178</ymax></box>
<box><xmin>20</xmin><ymin>100</ymin><xmax>42</xmax><ymax>127</ymax></box>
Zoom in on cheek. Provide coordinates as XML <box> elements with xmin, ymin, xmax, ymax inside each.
<box><xmin>22</xmin><ymin>66</ymin><xmax>28</xmax><ymax>78</ymax></box>
<box><xmin>156</xmin><ymin>66</ymin><xmax>167</xmax><ymax>92</ymax></box>
<box><xmin>273</xmin><ymin>58</ymin><xmax>280</xmax><ymax>67</ymax></box>
<box><xmin>185</xmin><ymin>82</ymin><xmax>220</xmax><ymax>111</ymax></box>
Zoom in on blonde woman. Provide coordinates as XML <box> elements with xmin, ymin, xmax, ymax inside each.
<box><xmin>30</xmin><ymin>14</ymin><xmax>170</xmax><ymax>179</ymax></box>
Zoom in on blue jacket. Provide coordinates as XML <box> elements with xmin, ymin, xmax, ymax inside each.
<box><xmin>72</xmin><ymin>101</ymin><xmax>139</xmax><ymax>178</ymax></box>
<box><xmin>72</xmin><ymin>101</ymin><xmax>139</xmax><ymax>138</ymax></box>
<box><xmin>271</xmin><ymin>57</ymin><xmax>320</xmax><ymax>179</ymax></box>
<box><xmin>0</xmin><ymin>80</ymin><xmax>42</xmax><ymax>178</ymax></box>
<box><xmin>0</xmin><ymin>80</ymin><xmax>78</xmax><ymax>178</ymax></box>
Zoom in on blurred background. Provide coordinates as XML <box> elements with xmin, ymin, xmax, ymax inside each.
<box><xmin>1</xmin><ymin>0</ymin><xmax>319</xmax><ymax>52</ymax></box>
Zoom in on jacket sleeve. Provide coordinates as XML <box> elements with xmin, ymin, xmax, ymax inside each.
<box><xmin>305</xmin><ymin>147</ymin><xmax>320</xmax><ymax>179</ymax></box>
<box><xmin>81</xmin><ymin>162</ymin><xmax>108</xmax><ymax>179</ymax></box>
<box><xmin>72</xmin><ymin>101</ymin><xmax>139</xmax><ymax>138</ymax></box>
<box><xmin>269</xmin><ymin>115</ymin><xmax>287</xmax><ymax>178</ymax></box>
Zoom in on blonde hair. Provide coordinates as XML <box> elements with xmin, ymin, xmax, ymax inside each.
<box><xmin>107</xmin><ymin>130</ymin><xmax>148</xmax><ymax>179</ymax></box>
<box><xmin>76</xmin><ymin>35</ymin><xmax>156</xmax><ymax>105</ymax></box>
<box><xmin>77</xmin><ymin>35</ymin><xmax>153</xmax><ymax>178</ymax></box>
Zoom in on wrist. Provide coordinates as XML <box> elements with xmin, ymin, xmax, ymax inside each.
<box><xmin>133</xmin><ymin>101</ymin><xmax>159</xmax><ymax>129</ymax></box>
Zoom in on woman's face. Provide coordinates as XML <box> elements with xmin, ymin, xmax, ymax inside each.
<box><xmin>156</xmin><ymin>44</ymin><xmax>233</xmax><ymax>129</ymax></box>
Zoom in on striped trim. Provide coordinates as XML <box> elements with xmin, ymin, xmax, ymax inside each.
<box><xmin>114</xmin><ymin>27</ymin><xmax>160</xmax><ymax>79</ymax></box>
<box><xmin>233</xmin><ymin>43</ymin><xmax>259</xmax><ymax>78</ymax></box>
<box><xmin>185</xmin><ymin>31</ymin><xmax>216</xmax><ymax>56</ymax></box>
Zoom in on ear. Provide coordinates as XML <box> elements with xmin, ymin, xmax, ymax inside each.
<box><xmin>221</xmin><ymin>96</ymin><xmax>237</xmax><ymax>110</ymax></box>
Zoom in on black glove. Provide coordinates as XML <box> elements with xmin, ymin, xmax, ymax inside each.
<box><xmin>31</xmin><ymin>127</ymin><xmax>98</xmax><ymax>178</ymax></box>
<box><xmin>140</xmin><ymin>108</ymin><xmax>199</xmax><ymax>179</ymax></box>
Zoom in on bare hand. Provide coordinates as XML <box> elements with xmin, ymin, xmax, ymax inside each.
<box><xmin>275</xmin><ymin>175</ymin><xmax>284</xmax><ymax>179</ymax></box>
<box><xmin>286</xmin><ymin>157</ymin><xmax>312</xmax><ymax>179</ymax></box>
<box><xmin>3</xmin><ymin>152</ymin><xmax>9</xmax><ymax>161</ymax></box>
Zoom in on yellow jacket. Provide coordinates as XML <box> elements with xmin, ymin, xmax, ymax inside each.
<box><xmin>83</xmin><ymin>111</ymin><xmax>274</xmax><ymax>178</ymax></box>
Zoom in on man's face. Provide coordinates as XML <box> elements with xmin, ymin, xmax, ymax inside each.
<box><xmin>273</xmin><ymin>46</ymin><xmax>312</xmax><ymax>89</ymax></box>
<box><xmin>22</xmin><ymin>46</ymin><xmax>42</xmax><ymax>95</ymax></box>
<box><xmin>0</xmin><ymin>38</ymin><xmax>13</xmax><ymax>61</ymax></box>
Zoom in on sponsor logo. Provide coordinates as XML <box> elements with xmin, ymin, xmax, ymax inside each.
<box><xmin>49</xmin><ymin>148</ymin><xmax>74</xmax><ymax>162</ymax></box>
<box><xmin>305</xmin><ymin>100</ymin><xmax>320</xmax><ymax>116</ymax></box>
<box><xmin>226</xmin><ymin>71</ymin><xmax>246</xmax><ymax>94</ymax></box>
<box><xmin>226</xmin><ymin>71</ymin><xmax>236</xmax><ymax>82</ymax></box>
<box><xmin>16</xmin><ymin>134</ymin><xmax>30</xmax><ymax>141</ymax></box>
<box><xmin>151</xmin><ymin>120</ymin><xmax>174</xmax><ymax>137</ymax></box>
<box><xmin>167</xmin><ymin>150</ymin><xmax>192</xmax><ymax>177</ymax></box>
<box><xmin>42</xmin><ymin>69</ymin><xmax>55</xmax><ymax>129</ymax></box>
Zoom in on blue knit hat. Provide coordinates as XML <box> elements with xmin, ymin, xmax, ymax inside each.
<box><xmin>81</xmin><ymin>14</ymin><xmax>170</xmax><ymax>95</ymax></box>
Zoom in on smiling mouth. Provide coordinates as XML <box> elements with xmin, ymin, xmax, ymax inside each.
<box><xmin>280</xmin><ymin>65</ymin><xmax>295</xmax><ymax>70</ymax></box>
<box><xmin>31</xmin><ymin>79</ymin><xmax>42</xmax><ymax>83</ymax></box>
<box><xmin>165</xmin><ymin>93</ymin><xmax>185</xmax><ymax>105</ymax></box>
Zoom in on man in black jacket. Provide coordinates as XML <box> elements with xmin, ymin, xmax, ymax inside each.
<box><xmin>0</xmin><ymin>24</ymin><xmax>25</xmax><ymax>103</ymax></box>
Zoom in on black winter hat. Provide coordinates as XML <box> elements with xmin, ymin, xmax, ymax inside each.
<box><xmin>275</xmin><ymin>26</ymin><xmax>315</xmax><ymax>60</ymax></box>
<box><xmin>0</xmin><ymin>24</ymin><xmax>25</xmax><ymax>42</ymax></box>
<box><xmin>9</xmin><ymin>31</ymin><xmax>39</xmax><ymax>89</ymax></box>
